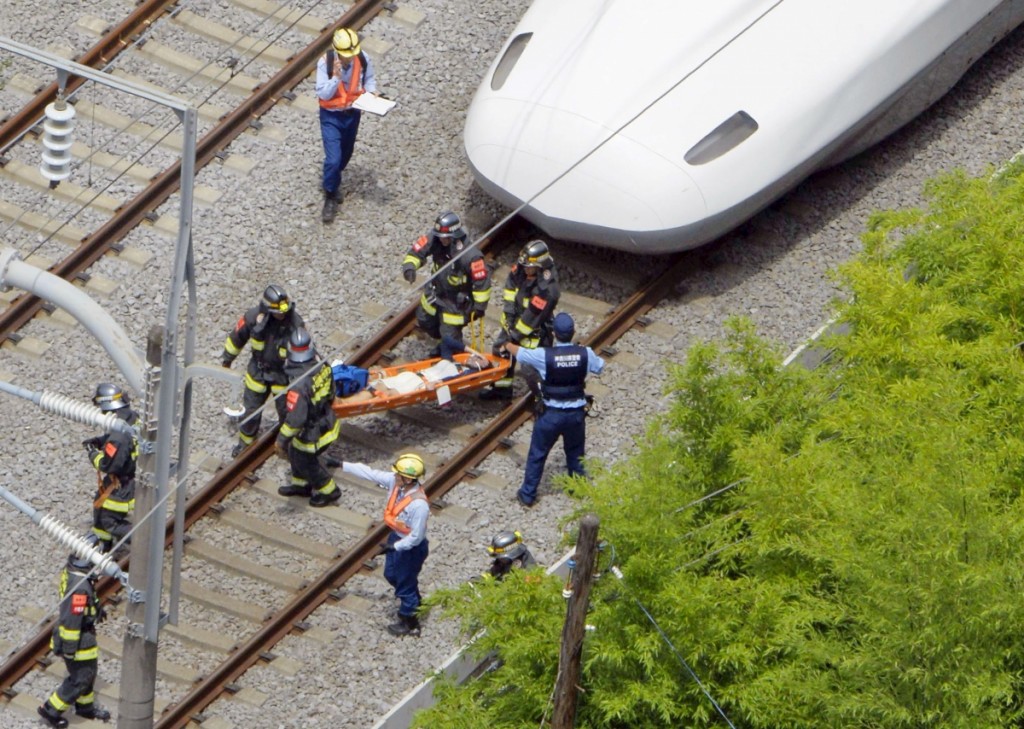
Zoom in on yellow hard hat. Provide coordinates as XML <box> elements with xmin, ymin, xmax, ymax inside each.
<box><xmin>392</xmin><ymin>453</ymin><xmax>425</xmax><ymax>479</ymax></box>
<box><xmin>332</xmin><ymin>28</ymin><xmax>361</xmax><ymax>58</ymax></box>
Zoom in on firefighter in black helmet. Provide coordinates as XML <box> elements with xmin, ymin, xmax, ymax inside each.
<box><xmin>82</xmin><ymin>383</ymin><xmax>139</xmax><ymax>553</ymax></box>
<box><xmin>276</xmin><ymin>328</ymin><xmax>342</xmax><ymax>507</ymax></box>
<box><xmin>401</xmin><ymin>211</ymin><xmax>492</xmax><ymax>358</ymax></box>
<box><xmin>486</xmin><ymin>530</ymin><xmax>537</xmax><ymax>579</ymax></box>
<box><xmin>480</xmin><ymin>240</ymin><xmax>560</xmax><ymax>400</ymax></box>
<box><xmin>38</xmin><ymin>535</ymin><xmax>110</xmax><ymax>727</ymax></box>
<box><xmin>222</xmin><ymin>285</ymin><xmax>304</xmax><ymax>457</ymax></box>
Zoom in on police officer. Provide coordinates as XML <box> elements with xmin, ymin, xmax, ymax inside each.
<box><xmin>480</xmin><ymin>240</ymin><xmax>560</xmax><ymax>400</ymax></box>
<box><xmin>340</xmin><ymin>454</ymin><xmax>430</xmax><ymax>636</ymax></box>
<box><xmin>506</xmin><ymin>313</ymin><xmax>604</xmax><ymax>507</ymax></box>
<box><xmin>82</xmin><ymin>383</ymin><xmax>139</xmax><ymax>553</ymax></box>
<box><xmin>38</xmin><ymin>537</ymin><xmax>110</xmax><ymax>727</ymax></box>
<box><xmin>316</xmin><ymin>27</ymin><xmax>378</xmax><ymax>223</ymax></box>
<box><xmin>402</xmin><ymin>211</ymin><xmax>491</xmax><ymax>358</ymax></box>
<box><xmin>276</xmin><ymin>328</ymin><xmax>342</xmax><ymax>507</ymax></box>
<box><xmin>222</xmin><ymin>285</ymin><xmax>304</xmax><ymax>457</ymax></box>
<box><xmin>485</xmin><ymin>530</ymin><xmax>537</xmax><ymax>579</ymax></box>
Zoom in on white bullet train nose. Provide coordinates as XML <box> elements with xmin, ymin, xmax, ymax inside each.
<box><xmin>465</xmin><ymin>97</ymin><xmax>710</xmax><ymax>253</ymax></box>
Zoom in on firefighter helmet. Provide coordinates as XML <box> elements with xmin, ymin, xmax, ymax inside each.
<box><xmin>262</xmin><ymin>284</ymin><xmax>291</xmax><ymax>315</ymax></box>
<box><xmin>519</xmin><ymin>240</ymin><xmax>554</xmax><ymax>269</ymax></box>
<box><xmin>392</xmin><ymin>453</ymin><xmax>425</xmax><ymax>480</ymax></box>
<box><xmin>93</xmin><ymin>383</ymin><xmax>129</xmax><ymax>412</ymax></box>
<box><xmin>332</xmin><ymin>27</ymin><xmax>361</xmax><ymax>58</ymax></box>
<box><xmin>287</xmin><ymin>327</ymin><xmax>316</xmax><ymax>364</ymax></box>
<box><xmin>487</xmin><ymin>530</ymin><xmax>527</xmax><ymax>561</ymax></box>
<box><xmin>433</xmin><ymin>211</ymin><xmax>464</xmax><ymax>239</ymax></box>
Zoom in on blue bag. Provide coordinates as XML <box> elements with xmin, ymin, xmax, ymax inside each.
<box><xmin>332</xmin><ymin>363</ymin><xmax>369</xmax><ymax>397</ymax></box>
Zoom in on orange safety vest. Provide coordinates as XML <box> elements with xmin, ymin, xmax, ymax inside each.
<box><xmin>319</xmin><ymin>53</ymin><xmax>365</xmax><ymax>111</ymax></box>
<box><xmin>383</xmin><ymin>485</ymin><xmax>426</xmax><ymax>535</ymax></box>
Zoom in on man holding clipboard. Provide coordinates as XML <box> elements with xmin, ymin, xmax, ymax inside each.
<box><xmin>315</xmin><ymin>28</ymin><xmax>387</xmax><ymax>223</ymax></box>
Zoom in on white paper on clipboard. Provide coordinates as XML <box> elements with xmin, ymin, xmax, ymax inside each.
<box><xmin>353</xmin><ymin>94</ymin><xmax>396</xmax><ymax>116</ymax></box>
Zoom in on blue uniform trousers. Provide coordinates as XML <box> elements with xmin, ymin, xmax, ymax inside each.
<box><xmin>517</xmin><ymin>406</ymin><xmax>587</xmax><ymax>504</ymax></box>
<box><xmin>384</xmin><ymin>532</ymin><xmax>429</xmax><ymax>617</ymax></box>
<box><xmin>319</xmin><ymin>107</ymin><xmax>361</xmax><ymax>196</ymax></box>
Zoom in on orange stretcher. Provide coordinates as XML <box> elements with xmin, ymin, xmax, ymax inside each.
<box><xmin>332</xmin><ymin>352</ymin><xmax>510</xmax><ymax>418</ymax></box>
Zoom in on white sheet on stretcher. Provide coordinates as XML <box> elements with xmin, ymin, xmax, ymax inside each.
<box><xmin>378</xmin><ymin>360</ymin><xmax>460</xmax><ymax>394</ymax></box>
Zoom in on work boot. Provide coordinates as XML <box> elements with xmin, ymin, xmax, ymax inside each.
<box><xmin>479</xmin><ymin>385</ymin><xmax>513</xmax><ymax>401</ymax></box>
<box><xmin>76</xmin><ymin>703</ymin><xmax>111</xmax><ymax>722</ymax></box>
<box><xmin>309</xmin><ymin>488</ymin><xmax>341</xmax><ymax>507</ymax></box>
<box><xmin>387</xmin><ymin>613</ymin><xmax>421</xmax><ymax>637</ymax></box>
<box><xmin>231</xmin><ymin>441</ymin><xmax>247</xmax><ymax>458</ymax></box>
<box><xmin>37</xmin><ymin>704</ymin><xmax>68</xmax><ymax>729</ymax></box>
<box><xmin>277</xmin><ymin>484</ymin><xmax>312</xmax><ymax>498</ymax></box>
<box><xmin>321</xmin><ymin>190</ymin><xmax>342</xmax><ymax>223</ymax></box>
<box><xmin>324</xmin><ymin>455</ymin><xmax>342</xmax><ymax>469</ymax></box>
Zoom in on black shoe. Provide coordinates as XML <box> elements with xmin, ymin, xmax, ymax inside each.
<box><xmin>387</xmin><ymin>613</ymin><xmax>421</xmax><ymax>637</ymax></box>
<box><xmin>76</xmin><ymin>704</ymin><xmax>111</xmax><ymax>722</ymax></box>
<box><xmin>479</xmin><ymin>386</ymin><xmax>513</xmax><ymax>401</ymax></box>
<box><xmin>38</xmin><ymin>705</ymin><xmax>68</xmax><ymax>729</ymax></box>
<box><xmin>278</xmin><ymin>484</ymin><xmax>312</xmax><ymax>498</ymax></box>
<box><xmin>322</xmin><ymin>196</ymin><xmax>339</xmax><ymax>224</ymax></box>
<box><xmin>309</xmin><ymin>489</ymin><xmax>341</xmax><ymax>507</ymax></box>
<box><xmin>231</xmin><ymin>441</ymin><xmax>246</xmax><ymax>458</ymax></box>
<box><xmin>516</xmin><ymin>492</ymin><xmax>535</xmax><ymax>508</ymax></box>
<box><xmin>324</xmin><ymin>456</ymin><xmax>342</xmax><ymax>468</ymax></box>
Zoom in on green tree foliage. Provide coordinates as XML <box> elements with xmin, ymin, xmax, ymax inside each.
<box><xmin>418</xmin><ymin>165</ymin><xmax>1024</xmax><ymax>728</ymax></box>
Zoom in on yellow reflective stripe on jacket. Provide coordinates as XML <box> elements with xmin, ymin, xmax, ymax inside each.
<box><xmin>251</xmin><ymin>338</ymin><xmax>266</xmax><ymax>351</ymax></box>
<box><xmin>73</xmin><ymin>645</ymin><xmax>99</xmax><ymax>661</ymax></box>
<box><xmin>441</xmin><ymin>311</ymin><xmax>465</xmax><ymax>326</ymax></box>
<box><xmin>59</xmin><ymin>626</ymin><xmax>81</xmax><ymax>642</ymax></box>
<box><xmin>293</xmin><ymin>418</ymin><xmax>341</xmax><ymax>452</ymax></box>
<box><xmin>100</xmin><ymin>496</ymin><xmax>134</xmax><ymax>513</ymax></box>
<box><xmin>244</xmin><ymin>372</ymin><xmax>269</xmax><ymax>393</ymax></box>
<box><xmin>514</xmin><ymin>318</ymin><xmax>535</xmax><ymax>336</ymax></box>
<box><xmin>403</xmin><ymin>255</ymin><xmax>421</xmax><ymax>267</ymax></box>
<box><xmin>280</xmin><ymin>422</ymin><xmax>300</xmax><ymax>439</ymax></box>
<box><xmin>91</xmin><ymin>452</ymin><xmax>103</xmax><ymax>469</ymax></box>
<box><xmin>420</xmin><ymin>294</ymin><xmax>436</xmax><ymax>316</ymax></box>
<box><xmin>224</xmin><ymin>336</ymin><xmax>241</xmax><ymax>356</ymax></box>
<box><xmin>472</xmin><ymin>289</ymin><xmax>491</xmax><ymax>304</ymax></box>
<box><xmin>502</xmin><ymin>286</ymin><xmax>516</xmax><ymax>303</ymax></box>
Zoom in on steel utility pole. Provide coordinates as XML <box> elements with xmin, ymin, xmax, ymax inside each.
<box><xmin>551</xmin><ymin>514</ymin><xmax>600</xmax><ymax>729</ymax></box>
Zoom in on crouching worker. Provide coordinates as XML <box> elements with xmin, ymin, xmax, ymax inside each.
<box><xmin>341</xmin><ymin>454</ymin><xmax>430</xmax><ymax>636</ymax></box>
<box><xmin>38</xmin><ymin>536</ymin><xmax>110</xmax><ymax>727</ymax></box>
<box><xmin>276</xmin><ymin>328</ymin><xmax>342</xmax><ymax>507</ymax></box>
<box><xmin>485</xmin><ymin>530</ymin><xmax>537</xmax><ymax>580</ymax></box>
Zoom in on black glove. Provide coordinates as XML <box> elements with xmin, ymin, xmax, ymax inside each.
<box><xmin>221</xmin><ymin>355</ymin><xmax>234</xmax><ymax>368</ymax></box>
<box><xmin>82</xmin><ymin>436</ymin><xmax>103</xmax><ymax>449</ymax></box>
<box><xmin>403</xmin><ymin>267</ymin><xmax>417</xmax><ymax>284</ymax></box>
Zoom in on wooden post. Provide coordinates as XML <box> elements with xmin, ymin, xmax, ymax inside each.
<box><xmin>551</xmin><ymin>514</ymin><xmax>600</xmax><ymax>729</ymax></box>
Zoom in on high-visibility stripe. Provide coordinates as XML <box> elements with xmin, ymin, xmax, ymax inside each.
<box><xmin>244</xmin><ymin>372</ymin><xmax>268</xmax><ymax>393</ymax></box>
<box><xmin>100</xmin><ymin>497</ymin><xmax>134</xmax><ymax>513</ymax></box>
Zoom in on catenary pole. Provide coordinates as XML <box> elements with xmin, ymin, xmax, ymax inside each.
<box><xmin>551</xmin><ymin>514</ymin><xmax>600</xmax><ymax>729</ymax></box>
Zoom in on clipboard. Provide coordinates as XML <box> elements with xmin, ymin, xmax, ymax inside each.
<box><xmin>353</xmin><ymin>94</ymin><xmax>396</xmax><ymax>116</ymax></box>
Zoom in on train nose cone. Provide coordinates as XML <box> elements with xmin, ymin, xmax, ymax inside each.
<box><xmin>465</xmin><ymin>99</ymin><xmax>707</xmax><ymax>250</ymax></box>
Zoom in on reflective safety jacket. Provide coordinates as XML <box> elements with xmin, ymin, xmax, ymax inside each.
<box><xmin>278</xmin><ymin>361</ymin><xmax>340</xmax><ymax>453</ymax></box>
<box><xmin>318</xmin><ymin>51</ymin><xmax>367</xmax><ymax>110</ymax></box>
<box><xmin>403</xmin><ymin>232</ymin><xmax>491</xmax><ymax>316</ymax></box>
<box><xmin>501</xmin><ymin>264</ymin><xmax>560</xmax><ymax>346</ymax></box>
<box><xmin>383</xmin><ymin>485</ymin><xmax>427</xmax><ymax>535</ymax></box>
<box><xmin>50</xmin><ymin>568</ymin><xmax>100</xmax><ymax>661</ymax></box>
<box><xmin>223</xmin><ymin>306</ymin><xmax>304</xmax><ymax>385</ymax></box>
<box><xmin>89</xmin><ymin>409</ymin><xmax>139</xmax><ymax>514</ymax></box>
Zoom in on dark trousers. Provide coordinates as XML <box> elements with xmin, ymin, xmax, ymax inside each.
<box><xmin>320</xmin><ymin>107</ymin><xmax>361</xmax><ymax>196</ymax></box>
<box><xmin>287</xmin><ymin>445</ymin><xmax>338</xmax><ymax>496</ymax></box>
<box><xmin>384</xmin><ymin>533</ymin><xmax>429</xmax><ymax>616</ymax></box>
<box><xmin>239</xmin><ymin>377</ymin><xmax>288</xmax><ymax>443</ymax></box>
<box><xmin>518</xmin><ymin>406</ymin><xmax>587</xmax><ymax>504</ymax></box>
<box><xmin>46</xmin><ymin>655</ymin><xmax>97</xmax><ymax>713</ymax></box>
<box><xmin>92</xmin><ymin>508</ymin><xmax>131</xmax><ymax>551</ymax></box>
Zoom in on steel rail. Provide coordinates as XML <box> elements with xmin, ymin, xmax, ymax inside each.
<box><xmin>0</xmin><ymin>0</ymin><xmax>179</xmax><ymax>154</ymax></box>
<box><xmin>0</xmin><ymin>0</ymin><xmax>388</xmax><ymax>346</ymax></box>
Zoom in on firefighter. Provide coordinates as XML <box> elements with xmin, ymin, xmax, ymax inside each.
<box><xmin>276</xmin><ymin>328</ymin><xmax>342</xmax><ymax>507</ymax></box>
<box><xmin>340</xmin><ymin>454</ymin><xmax>430</xmax><ymax>636</ymax></box>
<box><xmin>222</xmin><ymin>285</ymin><xmax>304</xmax><ymax>457</ymax></box>
<box><xmin>82</xmin><ymin>383</ymin><xmax>139</xmax><ymax>553</ymax></box>
<box><xmin>485</xmin><ymin>530</ymin><xmax>537</xmax><ymax>579</ymax></box>
<box><xmin>480</xmin><ymin>240</ymin><xmax>560</xmax><ymax>400</ymax></box>
<box><xmin>38</xmin><ymin>537</ymin><xmax>110</xmax><ymax>727</ymax></box>
<box><xmin>401</xmin><ymin>211</ymin><xmax>491</xmax><ymax>358</ymax></box>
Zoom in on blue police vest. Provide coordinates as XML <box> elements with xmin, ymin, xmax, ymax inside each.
<box><xmin>541</xmin><ymin>345</ymin><xmax>588</xmax><ymax>401</ymax></box>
